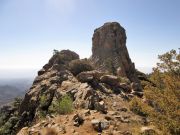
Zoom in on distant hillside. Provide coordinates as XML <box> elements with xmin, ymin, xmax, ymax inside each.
<box><xmin>0</xmin><ymin>78</ymin><xmax>33</xmax><ymax>106</ymax></box>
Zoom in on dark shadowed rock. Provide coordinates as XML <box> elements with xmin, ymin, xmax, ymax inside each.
<box><xmin>100</xmin><ymin>75</ymin><xmax>119</xmax><ymax>86</ymax></box>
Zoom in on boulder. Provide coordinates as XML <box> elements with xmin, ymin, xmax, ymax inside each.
<box><xmin>73</xmin><ymin>114</ymin><xmax>84</xmax><ymax>127</ymax></box>
<box><xmin>94</xmin><ymin>100</ymin><xmax>107</xmax><ymax>114</ymax></box>
<box><xmin>38</xmin><ymin>68</ymin><xmax>46</xmax><ymax>76</ymax></box>
<box><xmin>77</xmin><ymin>70</ymin><xmax>104</xmax><ymax>83</ymax></box>
<box><xmin>119</xmin><ymin>83</ymin><xmax>131</xmax><ymax>92</ymax></box>
<box><xmin>91</xmin><ymin>119</ymin><xmax>110</xmax><ymax>132</ymax></box>
<box><xmin>100</xmin><ymin>75</ymin><xmax>119</xmax><ymax>86</ymax></box>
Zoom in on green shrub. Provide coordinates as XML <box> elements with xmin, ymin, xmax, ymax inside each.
<box><xmin>69</xmin><ymin>59</ymin><xmax>93</xmax><ymax>75</ymax></box>
<box><xmin>49</xmin><ymin>95</ymin><xmax>73</xmax><ymax>115</ymax></box>
<box><xmin>39</xmin><ymin>94</ymin><xmax>47</xmax><ymax>108</ymax></box>
<box><xmin>130</xmin><ymin>49</ymin><xmax>180</xmax><ymax>135</ymax></box>
<box><xmin>57</xmin><ymin>95</ymin><xmax>73</xmax><ymax>114</ymax></box>
<box><xmin>0</xmin><ymin>117</ymin><xmax>19</xmax><ymax>135</ymax></box>
<box><xmin>48</xmin><ymin>95</ymin><xmax>73</xmax><ymax>114</ymax></box>
<box><xmin>144</xmin><ymin>86</ymin><xmax>180</xmax><ymax>135</ymax></box>
<box><xmin>13</xmin><ymin>97</ymin><xmax>22</xmax><ymax>110</ymax></box>
<box><xmin>38</xmin><ymin>110</ymin><xmax>47</xmax><ymax>119</ymax></box>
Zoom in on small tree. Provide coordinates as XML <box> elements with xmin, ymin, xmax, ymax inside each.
<box><xmin>157</xmin><ymin>49</ymin><xmax>180</xmax><ymax>75</ymax></box>
<box><xmin>130</xmin><ymin>49</ymin><xmax>180</xmax><ymax>134</ymax></box>
<box><xmin>53</xmin><ymin>49</ymin><xmax>59</xmax><ymax>55</ymax></box>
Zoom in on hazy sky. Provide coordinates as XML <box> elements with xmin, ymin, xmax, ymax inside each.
<box><xmin>0</xmin><ymin>0</ymin><xmax>180</xmax><ymax>78</ymax></box>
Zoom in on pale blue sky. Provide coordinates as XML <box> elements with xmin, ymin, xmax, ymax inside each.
<box><xmin>0</xmin><ymin>0</ymin><xmax>179</xmax><ymax>78</ymax></box>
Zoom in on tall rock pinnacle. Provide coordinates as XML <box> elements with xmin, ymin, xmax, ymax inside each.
<box><xmin>91</xmin><ymin>22</ymin><xmax>140</xmax><ymax>85</ymax></box>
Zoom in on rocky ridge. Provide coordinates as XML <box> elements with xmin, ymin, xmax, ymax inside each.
<box><xmin>0</xmin><ymin>22</ymin><xmax>155</xmax><ymax>135</ymax></box>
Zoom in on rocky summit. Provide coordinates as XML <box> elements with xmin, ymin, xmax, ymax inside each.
<box><xmin>0</xmin><ymin>22</ymin><xmax>154</xmax><ymax>135</ymax></box>
<box><xmin>91</xmin><ymin>22</ymin><xmax>140</xmax><ymax>87</ymax></box>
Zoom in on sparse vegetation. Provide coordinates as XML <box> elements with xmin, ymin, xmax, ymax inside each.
<box><xmin>0</xmin><ymin>116</ymin><xmax>19</xmax><ymax>135</ymax></box>
<box><xmin>39</xmin><ymin>94</ymin><xmax>48</xmax><ymax>109</ymax></box>
<box><xmin>49</xmin><ymin>95</ymin><xmax>73</xmax><ymax>115</ymax></box>
<box><xmin>57</xmin><ymin>95</ymin><xmax>73</xmax><ymax>114</ymax></box>
<box><xmin>130</xmin><ymin>49</ymin><xmax>180</xmax><ymax>135</ymax></box>
<box><xmin>13</xmin><ymin>97</ymin><xmax>22</xmax><ymax>110</ymax></box>
<box><xmin>129</xmin><ymin>97</ymin><xmax>150</xmax><ymax>117</ymax></box>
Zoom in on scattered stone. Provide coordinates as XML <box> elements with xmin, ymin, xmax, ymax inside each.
<box><xmin>112</xmin><ymin>102</ymin><xmax>117</xmax><ymax>107</ymax></box>
<box><xmin>122</xmin><ymin>131</ymin><xmax>132</xmax><ymax>135</ymax></box>
<box><xmin>114</xmin><ymin>115</ymin><xmax>130</xmax><ymax>123</ymax></box>
<box><xmin>91</xmin><ymin>119</ymin><xmax>110</xmax><ymax>132</ymax></box>
<box><xmin>94</xmin><ymin>100</ymin><xmax>107</xmax><ymax>113</ymax></box>
<box><xmin>91</xmin><ymin>119</ymin><xmax>102</xmax><ymax>132</ymax></box>
<box><xmin>73</xmin><ymin>114</ymin><xmax>84</xmax><ymax>127</ymax></box>
<box><xmin>108</xmin><ymin>111</ymin><xmax>119</xmax><ymax>116</ymax></box>
<box><xmin>131</xmin><ymin>91</ymin><xmax>143</xmax><ymax>97</ymax></box>
<box><xmin>104</xmin><ymin>115</ymin><xmax>114</xmax><ymax>121</ymax></box>
<box><xmin>100</xmin><ymin>120</ymin><xmax>110</xmax><ymax>130</ymax></box>
<box><xmin>82</xmin><ymin>109</ymin><xmax>91</xmax><ymax>116</ymax></box>
<box><xmin>141</xmin><ymin>127</ymin><xmax>156</xmax><ymax>135</ymax></box>
<box><xmin>117</xmin><ymin>107</ymin><xmax>128</xmax><ymax>112</ymax></box>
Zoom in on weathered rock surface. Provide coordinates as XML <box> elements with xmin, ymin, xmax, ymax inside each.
<box><xmin>18</xmin><ymin>50</ymin><xmax>80</xmax><ymax>128</ymax></box>
<box><xmin>0</xmin><ymin>22</ymin><xmax>147</xmax><ymax>135</ymax></box>
<box><xmin>90</xmin><ymin>22</ymin><xmax>141</xmax><ymax>90</ymax></box>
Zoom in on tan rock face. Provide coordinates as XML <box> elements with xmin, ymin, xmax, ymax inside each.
<box><xmin>91</xmin><ymin>22</ymin><xmax>140</xmax><ymax>86</ymax></box>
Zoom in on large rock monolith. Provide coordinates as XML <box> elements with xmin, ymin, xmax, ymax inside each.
<box><xmin>90</xmin><ymin>22</ymin><xmax>141</xmax><ymax>87</ymax></box>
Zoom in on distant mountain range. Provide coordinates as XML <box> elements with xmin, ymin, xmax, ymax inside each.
<box><xmin>0</xmin><ymin>78</ymin><xmax>33</xmax><ymax>106</ymax></box>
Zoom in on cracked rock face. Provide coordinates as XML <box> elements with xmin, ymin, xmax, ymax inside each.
<box><xmin>91</xmin><ymin>22</ymin><xmax>140</xmax><ymax>85</ymax></box>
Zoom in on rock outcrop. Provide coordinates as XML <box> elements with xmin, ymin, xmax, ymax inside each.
<box><xmin>0</xmin><ymin>22</ymin><xmax>146</xmax><ymax>135</ymax></box>
<box><xmin>90</xmin><ymin>22</ymin><xmax>141</xmax><ymax>89</ymax></box>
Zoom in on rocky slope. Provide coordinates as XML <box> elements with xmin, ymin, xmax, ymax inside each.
<box><xmin>0</xmin><ymin>22</ymin><xmax>156</xmax><ymax>135</ymax></box>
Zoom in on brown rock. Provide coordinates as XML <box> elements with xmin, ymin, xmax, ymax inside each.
<box><xmin>77</xmin><ymin>70</ymin><xmax>104</xmax><ymax>83</ymax></box>
<box><xmin>73</xmin><ymin>114</ymin><xmax>84</xmax><ymax>127</ymax></box>
<box><xmin>90</xmin><ymin>22</ymin><xmax>141</xmax><ymax>89</ymax></box>
<box><xmin>100</xmin><ymin>75</ymin><xmax>119</xmax><ymax>86</ymax></box>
